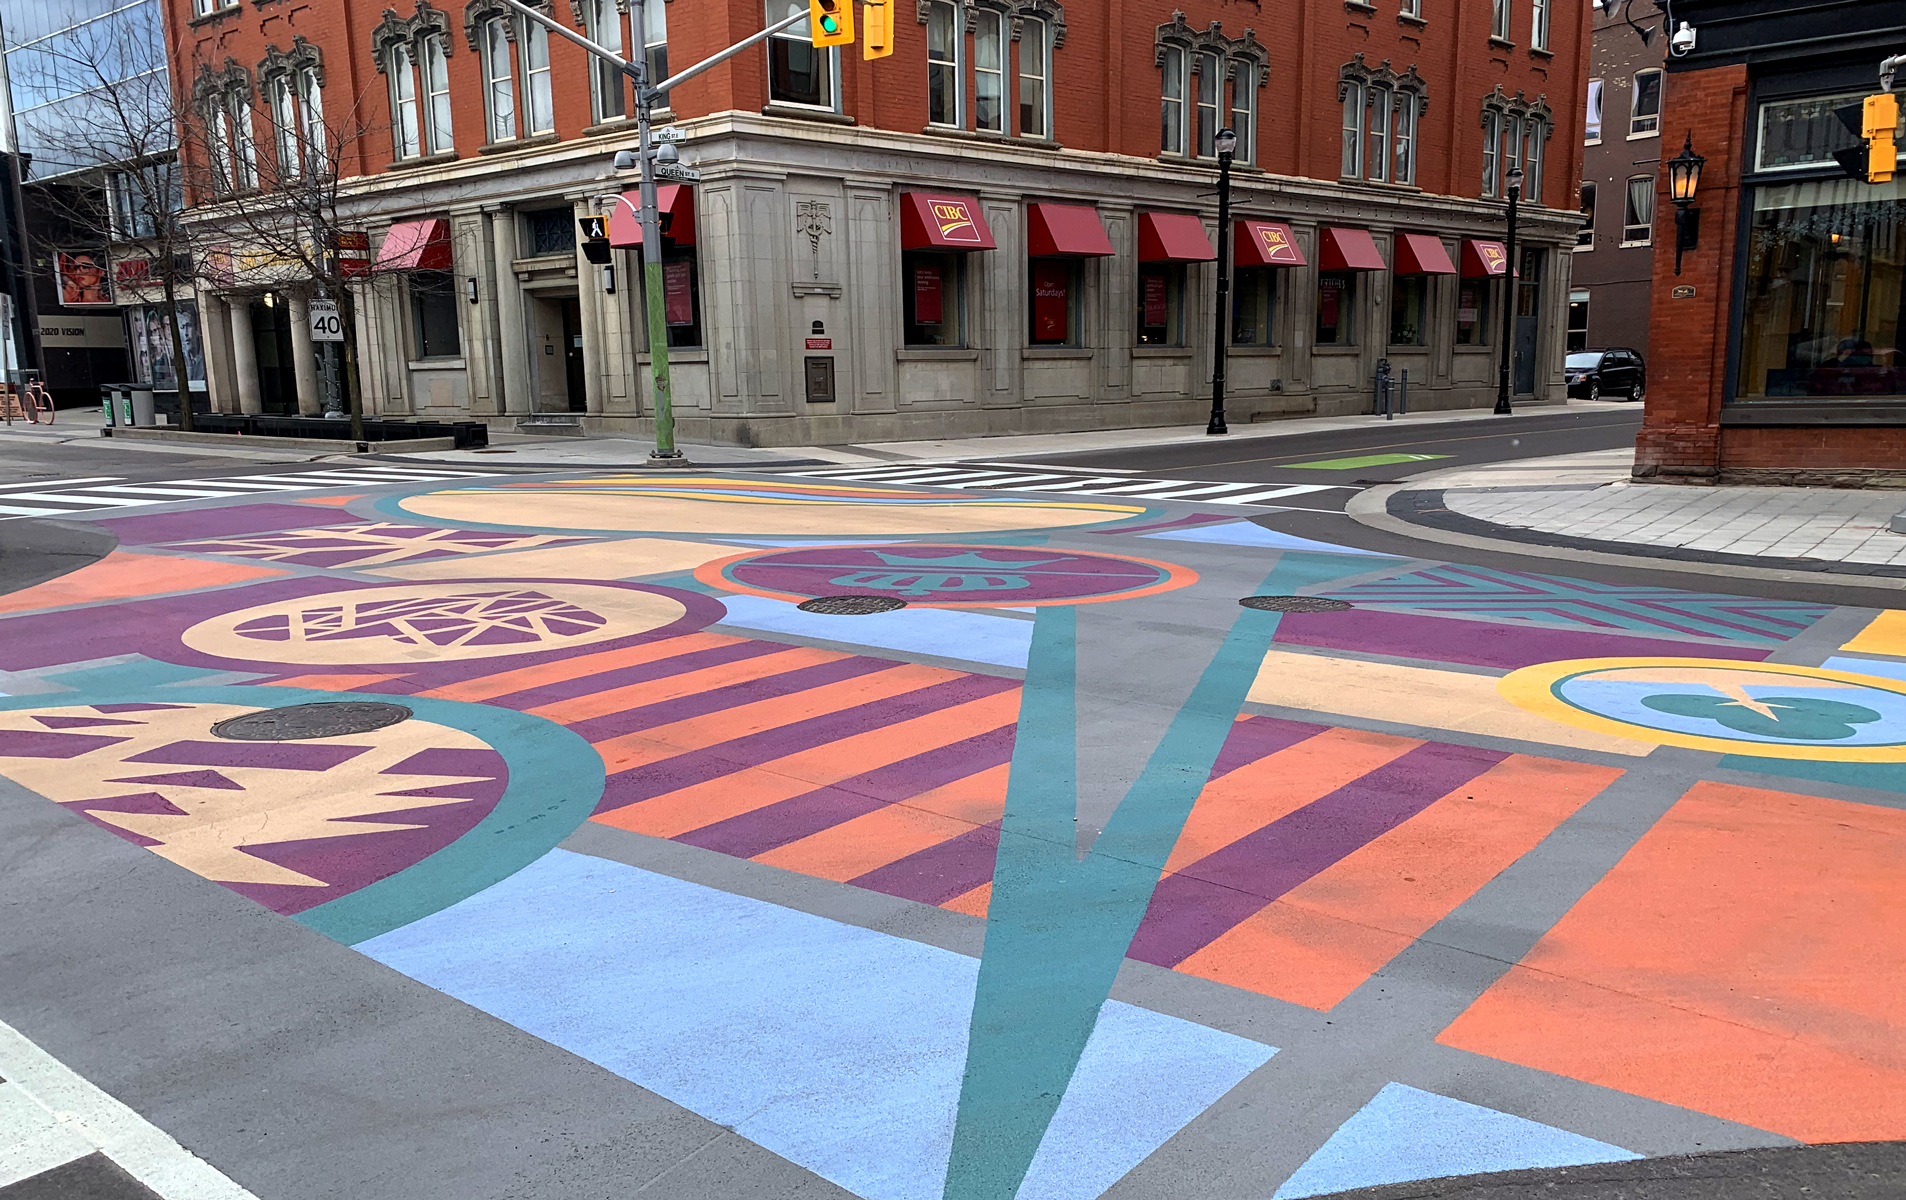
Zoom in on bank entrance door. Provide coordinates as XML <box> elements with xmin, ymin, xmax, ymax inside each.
<box><xmin>561</xmin><ymin>298</ymin><xmax>585</xmax><ymax>412</ymax></box>
<box><xmin>1513</xmin><ymin>248</ymin><xmax>1543</xmax><ymax>395</ymax></box>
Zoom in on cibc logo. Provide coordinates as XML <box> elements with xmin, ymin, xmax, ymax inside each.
<box><xmin>932</xmin><ymin>201</ymin><xmax>981</xmax><ymax>243</ymax></box>
<box><xmin>1256</xmin><ymin>225</ymin><xmax>1298</xmax><ymax>264</ymax></box>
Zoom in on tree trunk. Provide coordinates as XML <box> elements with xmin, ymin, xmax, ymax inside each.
<box><xmin>338</xmin><ymin>284</ymin><xmax>365</xmax><ymax>443</ymax></box>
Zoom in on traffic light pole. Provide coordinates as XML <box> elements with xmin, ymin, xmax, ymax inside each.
<box><xmin>495</xmin><ymin>0</ymin><xmax>803</xmax><ymax>462</ymax></box>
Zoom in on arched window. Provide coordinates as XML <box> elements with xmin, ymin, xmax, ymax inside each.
<box><xmin>374</xmin><ymin>4</ymin><xmax>456</xmax><ymax>160</ymax></box>
<box><xmin>258</xmin><ymin>38</ymin><xmax>326</xmax><ymax>180</ymax></box>
<box><xmin>192</xmin><ymin>61</ymin><xmax>257</xmax><ymax>193</ymax></box>
<box><xmin>1479</xmin><ymin>86</ymin><xmax>1553</xmax><ymax>199</ymax></box>
<box><xmin>1340</xmin><ymin>55</ymin><xmax>1426</xmax><ymax>184</ymax></box>
<box><xmin>1155</xmin><ymin>14</ymin><xmax>1266</xmax><ymax>162</ymax></box>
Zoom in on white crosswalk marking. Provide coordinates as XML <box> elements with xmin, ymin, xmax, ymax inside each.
<box><xmin>0</xmin><ymin>476</ymin><xmax>124</xmax><ymax>491</ymax></box>
<box><xmin>0</xmin><ymin>466</ymin><xmax>514</xmax><ymax>522</ymax></box>
<box><xmin>778</xmin><ymin>464</ymin><xmax>1347</xmax><ymax>505</ymax></box>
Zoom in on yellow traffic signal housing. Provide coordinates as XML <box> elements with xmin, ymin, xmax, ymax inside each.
<box><xmin>862</xmin><ymin>0</ymin><xmax>893</xmax><ymax>58</ymax></box>
<box><xmin>1865</xmin><ymin>92</ymin><xmax>1898</xmax><ymax>184</ymax></box>
<box><xmin>810</xmin><ymin>0</ymin><xmax>854</xmax><ymax>47</ymax></box>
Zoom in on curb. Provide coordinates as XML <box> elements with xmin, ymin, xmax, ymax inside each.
<box><xmin>1345</xmin><ymin>483</ymin><xmax>1906</xmax><ymax>592</ymax></box>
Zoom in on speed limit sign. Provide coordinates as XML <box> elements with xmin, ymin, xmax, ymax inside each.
<box><xmin>308</xmin><ymin>298</ymin><xmax>344</xmax><ymax>343</ymax></box>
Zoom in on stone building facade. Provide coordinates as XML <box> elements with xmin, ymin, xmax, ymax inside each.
<box><xmin>165</xmin><ymin>0</ymin><xmax>1590</xmax><ymax>445</ymax></box>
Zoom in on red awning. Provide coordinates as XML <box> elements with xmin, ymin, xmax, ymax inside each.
<box><xmin>1235</xmin><ymin>221</ymin><xmax>1306</xmax><ymax>267</ymax></box>
<box><xmin>1027</xmin><ymin>203</ymin><xmax>1114</xmax><ymax>258</ymax></box>
<box><xmin>1137</xmin><ymin>212</ymin><xmax>1215</xmax><ymax>263</ymax></box>
<box><xmin>1393</xmin><ymin>233</ymin><xmax>1458</xmax><ymax>275</ymax></box>
<box><xmin>609</xmin><ymin>185</ymin><xmax>696</xmax><ymax>248</ymax></box>
<box><xmin>1319</xmin><ymin>227</ymin><xmax>1385</xmax><ymax>271</ymax></box>
<box><xmin>1460</xmin><ymin>238</ymin><xmax>1515</xmax><ymax>277</ymax></box>
<box><xmin>900</xmin><ymin>192</ymin><xmax>996</xmax><ymax>251</ymax></box>
<box><xmin>373</xmin><ymin>219</ymin><xmax>452</xmax><ymax>271</ymax></box>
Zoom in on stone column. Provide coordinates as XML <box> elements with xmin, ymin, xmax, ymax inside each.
<box><xmin>196</xmin><ymin>290</ymin><xmax>238</xmax><ymax>414</ymax></box>
<box><xmin>286</xmin><ymin>293</ymin><xmax>321</xmax><ymax>416</ymax></box>
<box><xmin>228</xmin><ymin>298</ymin><xmax>263</xmax><ymax>415</ymax></box>
<box><xmin>490</xmin><ymin>209</ymin><xmax>532</xmax><ymax>414</ymax></box>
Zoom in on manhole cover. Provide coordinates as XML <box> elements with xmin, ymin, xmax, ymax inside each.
<box><xmin>1238</xmin><ymin>596</ymin><xmax>1354</xmax><ymax>613</ymax></box>
<box><xmin>212</xmin><ymin>701</ymin><xmax>413</xmax><ymax>741</ymax></box>
<box><xmin>796</xmin><ymin>595</ymin><xmax>908</xmax><ymax>615</ymax></box>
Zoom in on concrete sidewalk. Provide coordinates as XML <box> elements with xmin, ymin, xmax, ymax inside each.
<box><xmin>1353</xmin><ymin>448</ymin><xmax>1906</xmax><ymax>583</ymax></box>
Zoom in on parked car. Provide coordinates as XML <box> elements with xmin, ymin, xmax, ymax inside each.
<box><xmin>1565</xmin><ymin>348</ymin><xmax>1646</xmax><ymax>401</ymax></box>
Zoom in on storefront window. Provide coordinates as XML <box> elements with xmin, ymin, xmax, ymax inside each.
<box><xmin>1738</xmin><ymin>177</ymin><xmax>1906</xmax><ymax>401</ymax></box>
<box><xmin>1389</xmin><ymin>273</ymin><xmax>1428</xmax><ymax>345</ymax></box>
<box><xmin>128</xmin><ymin>303</ymin><xmax>206</xmax><ymax>386</ymax></box>
<box><xmin>409</xmin><ymin>271</ymin><xmax>462</xmax><ymax>359</ymax></box>
<box><xmin>1136</xmin><ymin>263</ymin><xmax>1185</xmax><ymax>345</ymax></box>
<box><xmin>656</xmin><ymin>247</ymin><xmax>703</xmax><ymax>349</ymax></box>
<box><xmin>1316</xmin><ymin>272</ymin><xmax>1355</xmax><ymax>345</ymax></box>
<box><xmin>1029</xmin><ymin>258</ymin><xmax>1080</xmax><ymax>345</ymax></box>
<box><xmin>904</xmin><ymin>250</ymin><xmax>964</xmax><ymax>346</ymax></box>
<box><xmin>1456</xmin><ymin>278</ymin><xmax>1492</xmax><ymax>345</ymax></box>
<box><xmin>1232</xmin><ymin>266</ymin><xmax>1275</xmax><ymax>345</ymax></box>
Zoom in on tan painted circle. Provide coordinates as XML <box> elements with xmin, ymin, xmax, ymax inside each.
<box><xmin>181</xmin><ymin>582</ymin><xmax>685</xmax><ymax>665</ymax></box>
<box><xmin>397</xmin><ymin>484</ymin><xmax>1144</xmax><ymax>536</ymax></box>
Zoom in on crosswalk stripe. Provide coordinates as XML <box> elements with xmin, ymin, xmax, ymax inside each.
<box><xmin>1134</xmin><ymin>481</ymin><xmax>1260</xmax><ymax>498</ymax></box>
<box><xmin>0</xmin><ymin>492</ymin><xmax>156</xmax><ymax>508</ymax></box>
<box><xmin>1220</xmin><ymin>485</ymin><xmax>1334</xmax><ymax>503</ymax></box>
<box><xmin>77</xmin><ymin>485</ymin><xmax>260</xmax><ymax>499</ymax></box>
<box><xmin>0</xmin><ymin>503</ymin><xmax>63</xmax><ymax>517</ymax></box>
<box><xmin>1008</xmin><ymin>477</ymin><xmax>1138</xmax><ymax>491</ymax></box>
<box><xmin>935</xmin><ymin>473</ymin><xmax>1070</xmax><ymax>488</ymax></box>
<box><xmin>0</xmin><ymin>476</ymin><xmax>123</xmax><ymax>491</ymax></box>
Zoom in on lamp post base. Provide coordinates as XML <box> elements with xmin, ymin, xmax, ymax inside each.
<box><xmin>1206</xmin><ymin>415</ymin><xmax>1228</xmax><ymax>435</ymax></box>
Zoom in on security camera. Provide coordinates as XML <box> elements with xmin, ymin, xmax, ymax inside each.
<box><xmin>1669</xmin><ymin>21</ymin><xmax>1696</xmax><ymax>55</ymax></box>
<box><xmin>612</xmin><ymin>149</ymin><xmax>639</xmax><ymax>170</ymax></box>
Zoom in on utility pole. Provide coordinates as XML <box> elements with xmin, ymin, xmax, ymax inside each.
<box><xmin>1494</xmin><ymin>166</ymin><xmax>1523</xmax><ymax>415</ymax></box>
<box><xmin>497</xmin><ymin>0</ymin><xmax>804</xmax><ymax>464</ymax></box>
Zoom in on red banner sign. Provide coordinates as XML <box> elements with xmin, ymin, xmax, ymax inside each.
<box><xmin>805</xmin><ymin>337</ymin><xmax>832</xmax><ymax>350</ymax></box>
<box><xmin>1142</xmin><ymin>273</ymin><xmax>1167</xmax><ymax>328</ymax></box>
<box><xmin>663</xmin><ymin>262</ymin><xmax>693</xmax><ymax>326</ymax></box>
<box><xmin>1032</xmin><ymin>260</ymin><xmax>1070</xmax><ymax>342</ymax></box>
<box><xmin>913</xmin><ymin>263</ymin><xmax>943</xmax><ymax>324</ymax></box>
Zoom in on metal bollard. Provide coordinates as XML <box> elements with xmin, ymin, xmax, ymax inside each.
<box><xmin>1374</xmin><ymin>359</ymin><xmax>1394</xmax><ymax>419</ymax></box>
<box><xmin>1399</xmin><ymin>369</ymin><xmax>1409</xmax><ymax>416</ymax></box>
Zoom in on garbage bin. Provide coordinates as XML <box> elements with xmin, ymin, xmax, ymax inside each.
<box><xmin>101</xmin><ymin>387</ymin><xmax>120</xmax><ymax>427</ymax></box>
<box><xmin>130</xmin><ymin>389</ymin><xmax>156</xmax><ymax>426</ymax></box>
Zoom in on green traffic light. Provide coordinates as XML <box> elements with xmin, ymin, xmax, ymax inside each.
<box><xmin>821</xmin><ymin>14</ymin><xmax>838</xmax><ymax>30</ymax></box>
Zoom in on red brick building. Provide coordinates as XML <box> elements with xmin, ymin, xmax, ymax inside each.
<box><xmin>164</xmin><ymin>0</ymin><xmax>1589</xmax><ymax>442</ymax></box>
<box><xmin>1634</xmin><ymin>0</ymin><xmax>1906</xmax><ymax>486</ymax></box>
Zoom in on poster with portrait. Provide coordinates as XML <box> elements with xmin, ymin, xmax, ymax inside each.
<box><xmin>55</xmin><ymin>251</ymin><xmax>114</xmax><ymax>306</ymax></box>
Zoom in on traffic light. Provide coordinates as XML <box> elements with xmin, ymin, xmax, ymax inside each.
<box><xmin>809</xmin><ymin>0</ymin><xmax>853</xmax><ymax>47</ymax></box>
<box><xmin>862</xmin><ymin>0</ymin><xmax>893</xmax><ymax>59</ymax></box>
<box><xmin>1835</xmin><ymin>93</ymin><xmax>1899</xmax><ymax>183</ymax></box>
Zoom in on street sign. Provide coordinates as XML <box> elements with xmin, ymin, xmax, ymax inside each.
<box><xmin>651</xmin><ymin>127</ymin><xmax>687</xmax><ymax>144</ymax></box>
<box><xmin>653</xmin><ymin>162</ymin><xmax>702</xmax><ymax>183</ymax></box>
<box><xmin>309</xmin><ymin>298</ymin><xmax>344</xmax><ymax>343</ymax></box>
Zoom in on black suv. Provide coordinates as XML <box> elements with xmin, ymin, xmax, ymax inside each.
<box><xmin>1565</xmin><ymin>348</ymin><xmax>1646</xmax><ymax>401</ymax></box>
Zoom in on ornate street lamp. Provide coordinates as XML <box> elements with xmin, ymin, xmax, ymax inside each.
<box><xmin>1495</xmin><ymin>165</ymin><xmax>1524</xmax><ymax>415</ymax></box>
<box><xmin>1208</xmin><ymin>126</ymin><xmax>1238</xmax><ymax>435</ymax></box>
<box><xmin>1667</xmin><ymin>133</ymin><xmax>1706</xmax><ymax>276</ymax></box>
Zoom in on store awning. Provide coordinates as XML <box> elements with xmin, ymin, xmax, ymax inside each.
<box><xmin>1235</xmin><ymin>220</ymin><xmax>1306</xmax><ymax>267</ymax></box>
<box><xmin>1027</xmin><ymin>203</ymin><xmax>1114</xmax><ymax>257</ymax></box>
<box><xmin>1319</xmin><ymin>227</ymin><xmax>1386</xmax><ymax>271</ymax></box>
<box><xmin>900</xmin><ymin>192</ymin><xmax>996</xmax><ymax>251</ymax></box>
<box><xmin>1460</xmin><ymin>238</ymin><xmax>1514</xmax><ymax>277</ymax></box>
<box><xmin>1393</xmin><ymin>233</ymin><xmax>1458</xmax><ymax>275</ymax></box>
<box><xmin>1137</xmin><ymin>212</ymin><xmax>1215</xmax><ymax>262</ymax></box>
<box><xmin>373</xmin><ymin>219</ymin><xmax>452</xmax><ymax>271</ymax></box>
<box><xmin>609</xmin><ymin>185</ymin><xmax>696</xmax><ymax>248</ymax></box>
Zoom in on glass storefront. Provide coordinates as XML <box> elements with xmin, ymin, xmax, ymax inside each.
<box><xmin>1738</xmin><ymin>177</ymin><xmax>1906</xmax><ymax>400</ymax></box>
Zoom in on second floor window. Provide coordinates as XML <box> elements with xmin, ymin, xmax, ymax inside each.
<box><xmin>1631</xmin><ymin>69</ymin><xmax>1662</xmax><ymax>136</ymax></box>
<box><xmin>1482</xmin><ymin>94</ymin><xmax>1550</xmax><ymax>199</ymax></box>
<box><xmin>1586</xmin><ymin>79</ymin><xmax>1603</xmax><ymax>142</ymax></box>
<box><xmin>386</xmin><ymin>33</ymin><xmax>453</xmax><ymax>159</ymax></box>
<box><xmin>1160</xmin><ymin>46</ymin><xmax>1185</xmax><ymax>155</ymax></box>
<box><xmin>1343</xmin><ymin>69</ymin><xmax>1421</xmax><ymax>185</ymax></box>
<box><xmin>974</xmin><ymin>10</ymin><xmax>1004</xmax><ymax>132</ymax></box>
<box><xmin>927</xmin><ymin>0</ymin><xmax>959</xmax><ymax>126</ymax></box>
<box><xmin>1578</xmin><ymin>180</ymin><xmax>1596</xmax><ymax>246</ymax></box>
<box><xmin>262</xmin><ymin>54</ymin><xmax>325</xmax><ymax>181</ymax></box>
<box><xmin>1623</xmin><ymin>176</ymin><xmax>1654</xmax><ymax>244</ymax></box>
<box><xmin>1492</xmin><ymin>0</ymin><xmax>1511</xmax><ymax>39</ymax></box>
<box><xmin>584</xmin><ymin>0</ymin><xmax>627</xmax><ymax>123</ymax></box>
<box><xmin>1157</xmin><ymin>20</ymin><xmax>1264</xmax><ymax>163</ymax></box>
<box><xmin>643</xmin><ymin>0</ymin><xmax>669</xmax><ymax>104</ymax></box>
<box><xmin>204</xmin><ymin>86</ymin><xmax>257</xmax><ymax>193</ymax></box>
<box><xmin>1532</xmin><ymin>0</ymin><xmax>1549</xmax><ymax>50</ymax></box>
<box><xmin>268</xmin><ymin>74</ymin><xmax>300</xmax><ymax>178</ymax></box>
<box><xmin>769</xmin><ymin>0</ymin><xmax>835</xmax><ymax>109</ymax></box>
<box><xmin>479</xmin><ymin>12</ymin><xmax>555</xmax><ymax>142</ymax></box>
<box><xmin>930</xmin><ymin>6</ymin><xmax>1060</xmax><ymax>140</ymax></box>
<box><xmin>1231</xmin><ymin>62</ymin><xmax>1255</xmax><ymax>162</ymax></box>
<box><xmin>1019</xmin><ymin>17</ymin><xmax>1050</xmax><ymax>139</ymax></box>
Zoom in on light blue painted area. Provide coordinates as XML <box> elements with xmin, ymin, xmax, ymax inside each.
<box><xmin>714</xmin><ymin>538</ymin><xmax>904</xmax><ymax>547</ymax></box>
<box><xmin>1271</xmin><ymin>1083</ymin><xmax>1640</xmax><ymax>1199</ymax></box>
<box><xmin>1823</xmin><ymin>655</ymin><xmax>1906</xmax><ymax>683</ymax></box>
<box><xmin>714</xmin><ymin>593</ymin><xmax>1034</xmax><ymax>668</ymax></box>
<box><xmin>1558</xmin><ymin>678</ymin><xmax>1906</xmax><ymax>747</ymax></box>
<box><xmin>357</xmin><ymin>848</ymin><xmax>1273</xmax><ymax>1200</ymax></box>
<box><xmin>1141</xmin><ymin>523</ymin><xmax>1396</xmax><ymax>556</ymax></box>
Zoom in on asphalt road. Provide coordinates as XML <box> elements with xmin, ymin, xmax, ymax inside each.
<box><xmin>0</xmin><ymin>429</ymin><xmax>346</xmax><ymax>485</ymax></box>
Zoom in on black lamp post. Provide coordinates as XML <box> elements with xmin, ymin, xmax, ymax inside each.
<box><xmin>1494</xmin><ymin>165</ymin><xmax>1524</xmax><ymax>415</ymax></box>
<box><xmin>1667</xmin><ymin>133</ymin><xmax>1706</xmax><ymax>276</ymax></box>
<box><xmin>1208</xmin><ymin>126</ymin><xmax>1238</xmax><ymax>435</ymax></box>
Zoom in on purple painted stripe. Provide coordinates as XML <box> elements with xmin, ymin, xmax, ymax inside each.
<box><xmin>850</xmin><ymin>820</ymin><xmax>1002</xmax><ymax>906</ymax></box>
<box><xmin>1126</xmin><ymin>740</ymin><xmax>1509</xmax><ymax>969</ymax></box>
<box><xmin>2</xmin><ymin>730</ymin><xmax>132</xmax><ymax>759</ymax></box>
<box><xmin>675</xmin><ymin>726</ymin><xmax>1017</xmax><ymax>858</ymax></box>
<box><xmin>495</xmin><ymin>639</ymin><xmax>793</xmax><ymax>712</ymax></box>
<box><xmin>564</xmin><ymin>655</ymin><xmax>896</xmax><ymax>744</ymax></box>
<box><xmin>1207</xmin><ymin>715</ymin><xmax>1330</xmax><ymax>782</ymax></box>
<box><xmin>103</xmin><ymin>504</ymin><xmax>340</xmax><ymax>546</ymax></box>
<box><xmin>1274</xmin><ymin>606</ymin><xmax>1768</xmax><ymax>669</ymax></box>
<box><xmin>124</xmin><ymin>739</ymin><xmax>368</xmax><ymax>772</ymax></box>
<box><xmin>593</xmin><ymin>672</ymin><xmax>1019</xmax><ymax>815</ymax></box>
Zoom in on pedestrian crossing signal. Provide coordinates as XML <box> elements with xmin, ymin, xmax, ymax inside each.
<box><xmin>862</xmin><ymin>0</ymin><xmax>893</xmax><ymax>58</ymax></box>
<box><xmin>809</xmin><ymin>0</ymin><xmax>853</xmax><ymax>47</ymax></box>
<box><xmin>1834</xmin><ymin>93</ymin><xmax>1900</xmax><ymax>183</ymax></box>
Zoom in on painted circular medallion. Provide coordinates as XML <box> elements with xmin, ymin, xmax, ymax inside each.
<box><xmin>698</xmin><ymin>543</ymin><xmax>1195</xmax><ymax>609</ymax></box>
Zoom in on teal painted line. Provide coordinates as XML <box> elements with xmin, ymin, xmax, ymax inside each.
<box><xmin>1715</xmin><ymin>754</ymin><xmax>1906</xmax><ymax>797</ymax></box>
<box><xmin>942</xmin><ymin>553</ymin><xmax>1378</xmax><ymax>1200</ymax></box>
<box><xmin>1</xmin><ymin>657</ymin><xmax>605</xmax><ymax>946</ymax></box>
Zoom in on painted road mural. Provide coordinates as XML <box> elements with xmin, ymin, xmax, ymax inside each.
<box><xmin>1</xmin><ymin>470</ymin><xmax>1902</xmax><ymax>1198</ymax></box>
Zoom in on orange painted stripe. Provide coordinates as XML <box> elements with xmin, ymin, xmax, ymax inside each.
<box><xmin>943</xmin><ymin>882</ymin><xmax>992</xmax><ymax>918</ymax></box>
<box><xmin>1163</xmin><ymin>726</ymin><xmax>1422</xmax><ymax>875</ymax></box>
<box><xmin>592</xmin><ymin>689</ymin><xmax>1020</xmax><ymax>840</ymax></box>
<box><xmin>296</xmin><ymin>494</ymin><xmax>363</xmax><ymax>506</ymax></box>
<box><xmin>753</xmin><ymin>762</ymin><xmax>1011</xmax><ymax>880</ymax></box>
<box><xmin>592</xmin><ymin>662</ymin><xmax>958</xmax><ymax>775</ymax></box>
<box><xmin>415</xmin><ymin>631</ymin><xmax>745</xmax><ymax>702</ymax></box>
<box><xmin>1177</xmin><ymin>755</ymin><xmax>1622</xmax><ymax>1010</ymax></box>
<box><xmin>527</xmin><ymin>644</ymin><xmax>850</xmax><ymax>724</ymax></box>
<box><xmin>0</xmin><ymin>550</ymin><xmax>286</xmax><ymax>615</ymax></box>
<box><xmin>262</xmin><ymin>673</ymin><xmax>408</xmax><ymax>691</ymax></box>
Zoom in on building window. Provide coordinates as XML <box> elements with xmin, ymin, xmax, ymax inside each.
<box><xmin>1622</xmin><ymin>175</ymin><xmax>1654</xmax><ymax>245</ymax></box>
<box><xmin>1193</xmin><ymin>52</ymin><xmax>1219</xmax><ymax>158</ymax></box>
<box><xmin>1567</xmin><ymin>289</ymin><xmax>1589</xmax><ymax>352</ymax></box>
<box><xmin>1531</xmin><ymin>0</ymin><xmax>1549</xmax><ymax>51</ymax></box>
<box><xmin>1137</xmin><ymin>263</ymin><xmax>1186</xmax><ymax>345</ymax></box>
<box><xmin>1456</xmin><ymin>278</ymin><xmax>1492</xmax><ymax>345</ymax></box>
<box><xmin>1585</xmin><ymin>79</ymin><xmax>1603</xmax><ymax>143</ymax></box>
<box><xmin>260</xmin><ymin>41</ymin><xmax>326</xmax><ymax>182</ymax></box>
<box><xmin>643</xmin><ymin>0</ymin><xmax>669</xmax><ymax>104</ymax></box>
<box><xmin>1160</xmin><ymin>46</ymin><xmax>1185</xmax><ymax>155</ymax></box>
<box><xmin>1367</xmin><ymin>86</ymin><xmax>1391</xmax><ymax>182</ymax></box>
<box><xmin>1523</xmin><ymin>117</ymin><xmax>1547</xmax><ymax>201</ymax></box>
<box><xmin>1482</xmin><ymin>109</ymin><xmax>1499</xmax><ymax>196</ymax></box>
<box><xmin>524</xmin><ymin>20</ymin><xmax>554</xmax><ymax>132</ymax></box>
<box><xmin>905</xmin><ymin>250</ymin><xmax>965</xmax><ymax>346</ymax></box>
<box><xmin>975</xmin><ymin>10</ymin><xmax>1004</xmax><ymax>132</ymax></box>
<box><xmin>525</xmin><ymin>207</ymin><xmax>575</xmax><ymax>256</ymax></box>
<box><xmin>1019</xmin><ymin>17</ymin><xmax>1050</xmax><ymax>138</ymax></box>
<box><xmin>927</xmin><ymin>0</ymin><xmax>960</xmax><ymax>127</ymax></box>
<box><xmin>1577</xmin><ymin>181</ymin><xmax>1596</xmax><ymax>248</ymax></box>
<box><xmin>1481</xmin><ymin>89</ymin><xmax>1551</xmax><ymax>198</ymax></box>
<box><xmin>109</xmin><ymin>170</ymin><xmax>153</xmax><ymax>239</ymax></box>
<box><xmin>409</xmin><ymin>270</ymin><xmax>461</xmax><ymax>359</ymax></box>
<box><xmin>1630</xmin><ymin>69</ymin><xmax>1661</xmax><ymax>137</ymax></box>
<box><xmin>482</xmin><ymin>16</ymin><xmax>517</xmax><ymax>141</ymax></box>
<box><xmin>1343</xmin><ymin>81</ymin><xmax>1365</xmax><ymax>178</ymax></box>
<box><xmin>1753</xmin><ymin>91</ymin><xmax>1906</xmax><ymax>173</ymax></box>
<box><xmin>1157</xmin><ymin>18</ymin><xmax>1266</xmax><ymax>162</ymax></box>
<box><xmin>390</xmin><ymin>43</ymin><xmax>422</xmax><ymax>158</ymax></box>
<box><xmin>1317</xmin><ymin>272</ymin><xmax>1355</xmax><ymax>345</ymax></box>
<box><xmin>584</xmin><ymin>0</ymin><xmax>627</xmax><ymax>123</ymax></box>
<box><xmin>474</xmin><ymin>7</ymin><xmax>554</xmax><ymax>140</ymax></box>
<box><xmin>297</xmin><ymin>65</ymin><xmax>325</xmax><ymax>168</ymax></box>
<box><xmin>644</xmin><ymin>248</ymin><xmax>703</xmax><ymax>348</ymax></box>
<box><xmin>1232</xmin><ymin>266</ymin><xmax>1275</xmax><ymax>345</ymax></box>
<box><xmin>769</xmin><ymin>0</ymin><xmax>835</xmax><ymax>108</ymax></box>
<box><xmin>1393</xmin><ymin>88</ymin><xmax>1416</xmax><ymax>184</ymax></box>
<box><xmin>1400</xmin><ymin>0</ymin><xmax>1421</xmax><ymax>16</ymax></box>
<box><xmin>1341</xmin><ymin>57</ymin><xmax>1424</xmax><ymax>184</ymax></box>
<box><xmin>1390</xmin><ymin>272</ymin><xmax>1428</xmax><ymax>346</ymax></box>
<box><xmin>1029</xmin><ymin>258</ymin><xmax>1080</xmax><ymax>345</ymax></box>
<box><xmin>1491</xmin><ymin>0</ymin><xmax>1511</xmax><ymax>40</ymax></box>
<box><xmin>268</xmin><ymin>74</ymin><xmax>299</xmax><ymax>178</ymax></box>
<box><xmin>212</xmin><ymin>88</ymin><xmax>258</xmax><ymax>192</ymax></box>
<box><xmin>1231</xmin><ymin>60</ymin><xmax>1256</xmax><ymax>164</ymax></box>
